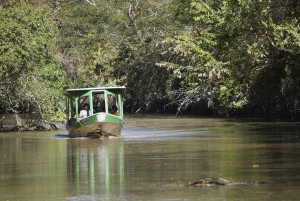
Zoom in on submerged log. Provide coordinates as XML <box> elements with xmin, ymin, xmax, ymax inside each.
<box><xmin>185</xmin><ymin>178</ymin><xmax>233</xmax><ymax>186</ymax></box>
<box><xmin>184</xmin><ymin>178</ymin><xmax>275</xmax><ymax>187</ymax></box>
<box><xmin>0</xmin><ymin>122</ymin><xmax>60</xmax><ymax>132</ymax></box>
<box><xmin>0</xmin><ymin>114</ymin><xmax>61</xmax><ymax>132</ymax></box>
<box><xmin>0</xmin><ymin>126</ymin><xmax>20</xmax><ymax>132</ymax></box>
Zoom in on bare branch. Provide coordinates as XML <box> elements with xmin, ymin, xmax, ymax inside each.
<box><xmin>84</xmin><ymin>0</ymin><xmax>96</xmax><ymax>6</ymax></box>
<box><xmin>0</xmin><ymin>115</ymin><xmax>7</xmax><ymax>122</ymax></box>
<box><xmin>126</xmin><ymin>1</ymin><xmax>140</xmax><ymax>28</ymax></box>
<box><xmin>152</xmin><ymin>28</ymin><xmax>166</xmax><ymax>38</ymax></box>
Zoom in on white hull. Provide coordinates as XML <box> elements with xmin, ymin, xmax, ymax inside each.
<box><xmin>67</xmin><ymin>121</ymin><xmax>122</xmax><ymax>138</ymax></box>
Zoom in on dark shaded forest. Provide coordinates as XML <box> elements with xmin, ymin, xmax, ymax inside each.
<box><xmin>1</xmin><ymin>0</ymin><xmax>300</xmax><ymax>121</ymax></box>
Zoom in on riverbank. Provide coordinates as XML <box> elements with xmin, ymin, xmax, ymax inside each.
<box><xmin>0</xmin><ymin>114</ymin><xmax>65</xmax><ymax>132</ymax></box>
<box><xmin>1</xmin><ymin>112</ymin><xmax>300</xmax><ymax>133</ymax></box>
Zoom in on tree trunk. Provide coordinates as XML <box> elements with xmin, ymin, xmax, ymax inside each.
<box><xmin>15</xmin><ymin>114</ymin><xmax>23</xmax><ymax>127</ymax></box>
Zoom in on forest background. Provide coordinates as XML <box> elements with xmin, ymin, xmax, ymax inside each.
<box><xmin>1</xmin><ymin>0</ymin><xmax>300</xmax><ymax>122</ymax></box>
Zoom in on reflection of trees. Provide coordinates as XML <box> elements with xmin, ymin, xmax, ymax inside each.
<box><xmin>0</xmin><ymin>136</ymin><xmax>124</xmax><ymax>199</ymax></box>
<box><xmin>67</xmin><ymin>139</ymin><xmax>124</xmax><ymax>196</ymax></box>
<box><xmin>122</xmin><ymin>138</ymin><xmax>223</xmax><ymax>184</ymax></box>
<box><xmin>212</xmin><ymin>120</ymin><xmax>300</xmax><ymax>181</ymax></box>
<box><xmin>0</xmin><ymin>137</ymin><xmax>68</xmax><ymax>198</ymax></box>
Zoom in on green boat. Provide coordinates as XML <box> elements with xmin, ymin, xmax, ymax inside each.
<box><xmin>64</xmin><ymin>86</ymin><xmax>125</xmax><ymax>138</ymax></box>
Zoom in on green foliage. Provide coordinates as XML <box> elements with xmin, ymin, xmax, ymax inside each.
<box><xmin>79</xmin><ymin>45</ymin><xmax>117</xmax><ymax>87</ymax></box>
<box><xmin>0</xmin><ymin>1</ymin><xmax>65</xmax><ymax>121</ymax></box>
<box><xmin>1</xmin><ymin>0</ymin><xmax>300</xmax><ymax>120</ymax></box>
<box><xmin>67</xmin><ymin>0</ymin><xmax>176</xmax><ymax>112</ymax></box>
<box><xmin>157</xmin><ymin>0</ymin><xmax>300</xmax><ymax>117</ymax></box>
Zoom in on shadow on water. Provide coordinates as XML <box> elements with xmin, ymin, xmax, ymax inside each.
<box><xmin>55</xmin><ymin>134</ymin><xmax>69</xmax><ymax>138</ymax></box>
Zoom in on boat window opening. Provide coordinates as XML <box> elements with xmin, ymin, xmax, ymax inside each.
<box><xmin>66</xmin><ymin>93</ymin><xmax>76</xmax><ymax>125</ymax></box>
<box><xmin>107</xmin><ymin>94</ymin><xmax>120</xmax><ymax>116</ymax></box>
<box><xmin>66</xmin><ymin>94</ymin><xmax>71</xmax><ymax>126</ymax></box>
<box><xmin>92</xmin><ymin>92</ymin><xmax>106</xmax><ymax>113</ymax></box>
<box><xmin>77</xmin><ymin>96</ymin><xmax>91</xmax><ymax>117</ymax></box>
<box><xmin>78</xmin><ymin>96</ymin><xmax>89</xmax><ymax>110</ymax></box>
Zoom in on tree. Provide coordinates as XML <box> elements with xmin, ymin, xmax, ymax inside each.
<box><xmin>58</xmin><ymin>0</ymin><xmax>176</xmax><ymax>112</ymax></box>
<box><xmin>160</xmin><ymin>0</ymin><xmax>300</xmax><ymax>117</ymax></box>
<box><xmin>0</xmin><ymin>1</ymin><xmax>65</xmax><ymax>121</ymax></box>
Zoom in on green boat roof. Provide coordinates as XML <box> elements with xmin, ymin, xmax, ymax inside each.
<box><xmin>66</xmin><ymin>86</ymin><xmax>125</xmax><ymax>92</ymax></box>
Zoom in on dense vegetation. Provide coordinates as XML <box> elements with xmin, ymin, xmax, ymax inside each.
<box><xmin>1</xmin><ymin>0</ymin><xmax>300</xmax><ymax>120</ymax></box>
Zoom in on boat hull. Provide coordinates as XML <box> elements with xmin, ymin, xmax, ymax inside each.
<box><xmin>66</xmin><ymin>113</ymin><xmax>123</xmax><ymax>138</ymax></box>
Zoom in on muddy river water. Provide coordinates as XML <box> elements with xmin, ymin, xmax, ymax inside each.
<box><xmin>0</xmin><ymin>115</ymin><xmax>300</xmax><ymax>200</ymax></box>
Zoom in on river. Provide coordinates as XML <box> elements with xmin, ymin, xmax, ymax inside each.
<box><xmin>0</xmin><ymin>115</ymin><xmax>300</xmax><ymax>200</ymax></box>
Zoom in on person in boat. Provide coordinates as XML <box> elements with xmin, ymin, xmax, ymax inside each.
<box><xmin>110</xmin><ymin>105</ymin><xmax>119</xmax><ymax>116</ymax></box>
<box><xmin>79</xmin><ymin>104</ymin><xmax>91</xmax><ymax>118</ymax></box>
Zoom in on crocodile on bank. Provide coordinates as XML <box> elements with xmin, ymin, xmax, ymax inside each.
<box><xmin>151</xmin><ymin>178</ymin><xmax>275</xmax><ymax>188</ymax></box>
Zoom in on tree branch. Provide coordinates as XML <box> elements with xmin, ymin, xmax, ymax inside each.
<box><xmin>84</xmin><ymin>0</ymin><xmax>96</xmax><ymax>6</ymax></box>
<box><xmin>152</xmin><ymin>28</ymin><xmax>166</xmax><ymax>38</ymax></box>
<box><xmin>127</xmin><ymin>1</ymin><xmax>140</xmax><ymax>28</ymax></box>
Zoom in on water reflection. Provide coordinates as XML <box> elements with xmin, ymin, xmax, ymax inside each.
<box><xmin>0</xmin><ymin>134</ymin><xmax>68</xmax><ymax>200</ymax></box>
<box><xmin>66</xmin><ymin>138</ymin><xmax>124</xmax><ymax>199</ymax></box>
<box><xmin>1</xmin><ymin>116</ymin><xmax>300</xmax><ymax>200</ymax></box>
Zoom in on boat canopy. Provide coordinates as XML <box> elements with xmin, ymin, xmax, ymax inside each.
<box><xmin>64</xmin><ymin>86</ymin><xmax>125</xmax><ymax>94</ymax></box>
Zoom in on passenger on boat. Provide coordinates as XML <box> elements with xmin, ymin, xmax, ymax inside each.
<box><xmin>111</xmin><ymin>105</ymin><xmax>119</xmax><ymax>116</ymax></box>
<box><xmin>79</xmin><ymin>104</ymin><xmax>91</xmax><ymax>118</ymax></box>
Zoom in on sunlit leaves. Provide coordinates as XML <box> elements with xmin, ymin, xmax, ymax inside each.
<box><xmin>0</xmin><ymin>2</ymin><xmax>64</xmax><ymax>120</ymax></box>
<box><xmin>157</xmin><ymin>0</ymin><xmax>300</xmax><ymax>117</ymax></box>
<box><xmin>1</xmin><ymin>0</ymin><xmax>299</xmax><ymax>118</ymax></box>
